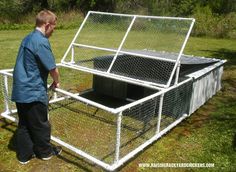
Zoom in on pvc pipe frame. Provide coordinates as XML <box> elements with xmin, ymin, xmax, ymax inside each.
<box><xmin>0</xmin><ymin>110</ymin><xmax>188</xmax><ymax>171</ymax></box>
<box><xmin>0</xmin><ymin>11</ymin><xmax>196</xmax><ymax>171</ymax></box>
<box><xmin>167</xmin><ymin>18</ymin><xmax>195</xmax><ymax>87</ymax></box>
<box><xmin>0</xmin><ymin>67</ymin><xmax>193</xmax><ymax>115</ymax></box>
<box><xmin>107</xmin><ymin>16</ymin><xmax>136</xmax><ymax>73</ymax></box>
<box><xmin>0</xmin><ymin>67</ymin><xmax>193</xmax><ymax>171</ymax></box>
<box><xmin>61</xmin><ymin>11</ymin><xmax>194</xmax><ymax>88</ymax></box>
<box><xmin>72</xmin><ymin>43</ymin><xmax>176</xmax><ymax>63</ymax></box>
<box><xmin>60</xmin><ymin>62</ymin><xmax>167</xmax><ymax>88</ymax></box>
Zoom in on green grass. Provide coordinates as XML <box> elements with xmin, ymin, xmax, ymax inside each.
<box><xmin>0</xmin><ymin>29</ymin><xmax>235</xmax><ymax>172</ymax></box>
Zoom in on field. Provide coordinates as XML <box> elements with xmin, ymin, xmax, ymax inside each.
<box><xmin>0</xmin><ymin>29</ymin><xmax>235</xmax><ymax>172</ymax></box>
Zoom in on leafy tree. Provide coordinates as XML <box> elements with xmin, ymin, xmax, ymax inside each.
<box><xmin>0</xmin><ymin>0</ymin><xmax>33</xmax><ymax>22</ymax></box>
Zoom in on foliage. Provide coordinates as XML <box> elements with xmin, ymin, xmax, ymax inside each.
<box><xmin>192</xmin><ymin>5</ymin><xmax>236</xmax><ymax>38</ymax></box>
<box><xmin>0</xmin><ymin>29</ymin><xmax>235</xmax><ymax>171</ymax></box>
<box><xmin>0</xmin><ymin>0</ymin><xmax>236</xmax><ymax>38</ymax></box>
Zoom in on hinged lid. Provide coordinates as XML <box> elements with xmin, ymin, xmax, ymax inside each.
<box><xmin>61</xmin><ymin>11</ymin><xmax>195</xmax><ymax>88</ymax></box>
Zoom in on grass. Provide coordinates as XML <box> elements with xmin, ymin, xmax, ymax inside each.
<box><xmin>0</xmin><ymin>29</ymin><xmax>235</xmax><ymax>172</ymax></box>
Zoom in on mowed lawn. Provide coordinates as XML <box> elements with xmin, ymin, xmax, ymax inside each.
<box><xmin>0</xmin><ymin>29</ymin><xmax>235</xmax><ymax>172</ymax></box>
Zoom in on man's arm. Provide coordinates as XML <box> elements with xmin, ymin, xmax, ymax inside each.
<box><xmin>49</xmin><ymin>67</ymin><xmax>59</xmax><ymax>89</ymax></box>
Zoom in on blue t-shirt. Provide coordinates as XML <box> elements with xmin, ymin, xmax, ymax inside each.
<box><xmin>11</xmin><ymin>30</ymin><xmax>56</xmax><ymax>105</ymax></box>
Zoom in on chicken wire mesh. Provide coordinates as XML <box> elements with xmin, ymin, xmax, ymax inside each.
<box><xmin>120</xmin><ymin>96</ymin><xmax>160</xmax><ymax>159</ymax></box>
<box><xmin>49</xmin><ymin>97</ymin><xmax>118</xmax><ymax>164</ymax></box>
<box><xmin>0</xmin><ymin>67</ymin><xmax>193</xmax><ymax>165</ymax></box>
<box><xmin>62</xmin><ymin>11</ymin><xmax>194</xmax><ymax>87</ymax></box>
<box><xmin>74</xmin><ymin>12</ymin><xmax>132</xmax><ymax>49</ymax></box>
<box><xmin>0</xmin><ymin>73</ymin><xmax>16</xmax><ymax>114</ymax></box>
<box><xmin>160</xmin><ymin>79</ymin><xmax>193</xmax><ymax>130</ymax></box>
<box><xmin>0</xmin><ymin>11</ymin><xmax>226</xmax><ymax>172</ymax></box>
<box><xmin>52</xmin><ymin>66</ymin><xmax>93</xmax><ymax>93</ymax></box>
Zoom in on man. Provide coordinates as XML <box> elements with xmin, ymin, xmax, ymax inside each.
<box><xmin>11</xmin><ymin>10</ymin><xmax>61</xmax><ymax>164</ymax></box>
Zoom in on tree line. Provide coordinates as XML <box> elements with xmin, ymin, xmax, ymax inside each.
<box><xmin>0</xmin><ymin>0</ymin><xmax>236</xmax><ymax>38</ymax></box>
<box><xmin>1</xmin><ymin>0</ymin><xmax>235</xmax><ymax>18</ymax></box>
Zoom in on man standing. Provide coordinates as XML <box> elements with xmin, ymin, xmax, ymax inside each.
<box><xmin>12</xmin><ymin>10</ymin><xmax>61</xmax><ymax>164</ymax></box>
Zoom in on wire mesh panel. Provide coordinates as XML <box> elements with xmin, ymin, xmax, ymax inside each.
<box><xmin>75</xmin><ymin>13</ymin><xmax>132</xmax><ymax>49</ymax></box>
<box><xmin>49</xmin><ymin>98</ymin><xmax>117</xmax><ymax>164</ymax></box>
<box><xmin>160</xmin><ymin>79</ymin><xmax>193</xmax><ymax>131</ymax></box>
<box><xmin>0</xmin><ymin>11</ymin><xmax>226</xmax><ymax>172</ymax></box>
<box><xmin>74</xmin><ymin>47</ymin><xmax>117</xmax><ymax>72</ymax></box>
<box><xmin>0</xmin><ymin>74</ymin><xmax>6</xmax><ymax>112</ymax></box>
<box><xmin>55</xmin><ymin>66</ymin><xmax>93</xmax><ymax>93</ymax></box>
<box><xmin>119</xmin><ymin>96</ymin><xmax>160</xmax><ymax>159</ymax></box>
<box><xmin>122</xmin><ymin>17</ymin><xmax>193</xmax><ymax>52</ymax></box>
<box><xmin>0</xmin><ymin>72</ymin><xmax>16</xmax><ymax>113</ymax></box>
<box><xmin>110</xmin><ymin>54</ymin><xmax>175</xmax><ymax>85</ymax></box>
<box><xmin>62</xmin><ymin>11</ymin><xmax>194</xmax><ymax>87</ymax></box>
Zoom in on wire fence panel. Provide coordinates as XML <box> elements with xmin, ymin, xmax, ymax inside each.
<box><xmin>55</xmin><ymin>66</ymin><xmax>93</xmax><ymax>93</ymax></box>
<box><xmin>110</xmin><ymin>54</ymin><xmax>175</xmax><ymax>85</ymax></box>
<box><xmin>49</xmin><ymin>98</ymin><xmax>117</xmax><ymax>164</ymax></box>
<box><xmin>120</xmin><ymin>96</ymin><xmax>160</xmax><ymax>159</ymax></box>
<box><xmin>0</xmin><ymin>11</ymin><xmax>201</xmax><ymax>171</ymax></box>
<box><xmin>0</xmin><ymin>73</ymin><xmax>16</xmax><ymax>113</ymax></box>
<box><xmin>160</xmin><ymin>79</ymin><xmax>193</xmax><ymax>131</ymax></box>
<box><xmin>122</xmin><ymin>17</ymin><xmax>193</xmax><ymax>53</ymax></box>
<box><xmin>0</xmin><ymin>75</ymin><xmax>5</xmax><ymax>112</ymax></box>
<box><xmin>74</xmin><ymin>47</ymin><xmax>117</xmax><ymax>72</ymax></box>
<box><xmin>75</xmin><ymin>13</ymin><xmax>132</xmax><ymax>49</ymax></box>
<box><xmin>62</xmin><ymin>12</ymin><xmax>194</xmax><ymax>87</ymax></box>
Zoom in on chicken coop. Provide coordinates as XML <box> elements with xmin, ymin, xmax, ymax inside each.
<box><xmin>0</xmin><ymin>11</ymin><xmax>226</xmax><ymax>171</ymax></box>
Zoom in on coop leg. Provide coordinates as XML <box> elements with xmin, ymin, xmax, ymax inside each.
<box><xmin>114</xmin><ymin>112</ymin><xmax>122</xmax><ymax>163</ymax></box>
<box><xmin>3</xmin><ymin>75</ymin><xmax>11</xmax><ymax>113</ymax></box>
<box><xmin>156</xmin><ymin>93</ymin><xmax>164</xmax><ymax>134</ymax></box>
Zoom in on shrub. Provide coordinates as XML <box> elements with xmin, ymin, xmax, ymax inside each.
<box><xmin>192</xmin><ymin>5</ymin><xmax>236</xmax><ymax>38</ymax></box>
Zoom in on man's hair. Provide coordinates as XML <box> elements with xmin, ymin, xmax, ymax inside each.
<box><xmin>35</xmin><ymin>10</ymin><xmax>57</xmax><ymax>27</ymax></box>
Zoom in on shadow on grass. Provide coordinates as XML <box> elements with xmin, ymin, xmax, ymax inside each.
<box><xmin>0</xmin><ymin>118</ymin><xmax>97</xmax><ymax>171</ymax></box>
<box><xmin>0</xmin><ymin>118</ymin><xmax>17</xmax><ymax>151</ymax></box>
<box><xmin>201</xmin><ymin>48</ymin><xmax>236</xmax><ymax>66</ymax></box>
<box><xmin>56</xmin><ymin>149</ymin><xmax>96</xmax><ymax>172</ymax></box>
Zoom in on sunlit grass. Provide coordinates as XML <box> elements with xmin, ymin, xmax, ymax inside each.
<box><xmin>0</xmin><ymin>29</ymin><xmax>235</xmax><ymax>171</ymax></box>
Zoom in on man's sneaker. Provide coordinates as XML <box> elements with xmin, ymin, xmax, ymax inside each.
<box><xmin>41</xmin><ymin>146</ymin><xmax>62</xmax><ymax>161</ymax></box>
<box><xmin>18</xmin><ymin>154</ymin><xmax>36</xmax><ymax>165</ymax></box>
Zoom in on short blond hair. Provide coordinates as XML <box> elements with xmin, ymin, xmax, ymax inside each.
<box><xmin>35</xmin><ymin>10</ymin><xmax>57</xmax><ymax>27</ymax></box>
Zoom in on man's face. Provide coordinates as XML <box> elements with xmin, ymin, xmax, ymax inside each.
<box><xmin>45</xmin><ymin>21</ymin><xmax>56</xmax><ymax>38</ymax></box>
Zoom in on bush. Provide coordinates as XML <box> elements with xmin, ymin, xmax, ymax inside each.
<box><xmin>192</xmin><ymin>5</ymin><xmax>236</xmax><ymax>38</ymax></box>
<box><xmin>215</xmin><ymin>12</ymin><xmax>236</xmax><ymax>38</ymax></box>
<box><xmin>0</xmin><ymin>0</ymin><xmax>34</xmax><ymax>23</ymax></box>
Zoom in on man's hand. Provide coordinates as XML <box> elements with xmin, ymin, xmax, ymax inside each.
<box><xmin>49</xmin><ymin>68</ymin><xmax>59</xmax><ymax>90</ymax></box>
<box><xmin>49</xmin><ymin>81</ymin><xmax>59</xmax><ymax>90</ymax></box>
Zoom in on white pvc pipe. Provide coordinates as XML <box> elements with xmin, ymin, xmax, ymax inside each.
<box><xmin>72</xmin><ymin>43</ymin><xmax>117</xmax><ymax>53</ymax></box>
<box><xmin>0</xmin><ymin>69</ymin><xmax>14</xmax><ymax>73</ymax></box>
<box><xmin>51</xmin><ymin>136</ymin><xmax>112</xmax><ymax>171</ymax></box>
<box><xmin>167</xmin><ymin>19</ymin><xmax>195</xmax><ymax>87</ymax></box>
<box><xmin>49</xmin><ymin>96</ymin><xmax>69</xmax><ymax>104</ymax></box>
<box><xmin>71</xmin><ymin>45</ymin><xmax>75</xmax><ymax>63</ymax></box>
<box><xmin>110</xmin><ymin>114</ymin><xmax>188</xmax><ymax>171</ymax></box>
<box><xmin>89</xmin><ymin>11</ymin><xmax>194</xmax><ymax>21</ymax></box>
<box><xmin>119</xmin><ymin>50</ymin><xmax>176</xmax><ymax>63</ymax></box>
<box><xmin>0</xmin><ymin>112</ymin><xmax>113</xmax><ymax>171</ymax></box>
<box><xmin>114</xmin><ymin>77</ymin><xmax>192</xmax><ymax>113</ymax></box>
<box><xmin>114</xmin><ymin>112</ymin><xmax>122</xmax><ymax>163</ymax></box>
<box><xmin>72</xmin><ymin>43</ymin><xmax>176</xmax><ymax>63</ymax></box>
<box><xmin>0</xmin><ymin>71</ymin><xmax>13</xmax><ymax>77</ymax></box>
<box><xmin>60</xmin><ymin>63</ymin><xmax>164</xmax><ymax>89</ymax></box>
<box><xmin>53</xmin><ymin>87</ymin><xmax>117</xmax><ymax>113</ymax></box>
<box><xmin>1</xmin><ymin>111</ymin><xmax>17</xmax><ymax>122</ymax></box>
<box><xmin>156</xmin><ymin>94</ymin><xmax>164</xmax><ymax>134</ymax></box>
<box><xmin>3</xmin><ymin>75</ymin><xmax>10</xmax><ymax>113</ymax></box>
<box><xmin>107</xmin><ymin>16</ymin><xmax>137</xmax><ymax>73</ymax></box>
<box><xmin>174</xmin><ymin>61</ymin><xmax>181</xmax><ymax>85</ymax></box>
<box><xmin>61</xmin><ymin>11</ymin><xmax>91</xmax><ymax>63</ymax></box>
